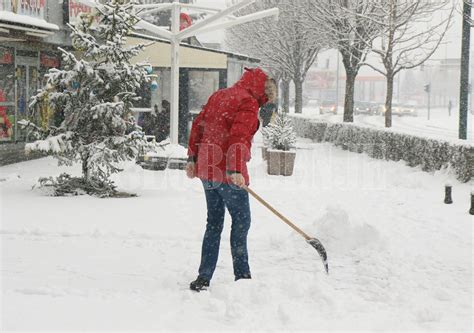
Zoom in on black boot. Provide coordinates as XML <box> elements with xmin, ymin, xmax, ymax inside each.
<box><xmin>190</xmin><ymin>277</ymin><xmax>210</xmax><ymax>292</ymax></box>
<box><xmin>235</xmin><ymin>273</ymin><xmax>252</xmax><ymax>281</ymax></box>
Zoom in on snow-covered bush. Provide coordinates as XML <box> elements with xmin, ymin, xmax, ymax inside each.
<box><xmin>20</xmin><ymin>0</ymin><xmax>150</xmax><ymax>197</ymax></box>
<box><xmin>291</xmin><ymin>117</ymin><xmax>473</xmax><ymax>183</ymax></box>
<box><xmin>262</xmin><ymin>113</ymin><xmax>297</xmax><ymax>151</ymax></box>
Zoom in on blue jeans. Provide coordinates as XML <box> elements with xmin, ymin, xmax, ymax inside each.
<box><xmin>198</xmin><ymin>180</ymin><xmax>251</xmax><ymax>281</ymax></box>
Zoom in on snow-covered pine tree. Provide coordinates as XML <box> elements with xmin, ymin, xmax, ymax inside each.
<box><xmin>262</xmin><ymin>112</ymin><xmax>297</xmax><ymax>151</ymax></box>
<box><xmin>20</xmin><ymin>0</ymin><xmax>150</xmax><ymax>197</ymax></box>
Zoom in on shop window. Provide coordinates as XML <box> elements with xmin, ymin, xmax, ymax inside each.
<box><xmin>133</xmin><ymin>68</ymin><xmax>168</xmax><ymax>141</ymax></box>
<box><xmin>0</xmin><ymin>47</ymin><xmax>15</xmax><ymax>142</ymax></box>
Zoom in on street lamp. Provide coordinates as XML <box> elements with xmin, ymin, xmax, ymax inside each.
<box><xmin>459</xmin><ymin>0</ymin><xmax>472</xmax><ymax>140</ymax></box>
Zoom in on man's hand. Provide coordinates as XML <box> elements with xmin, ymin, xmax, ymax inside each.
<box><xmin>186</xmin><ymin>162</ymin><xmax>196</xmax><ymax>179</ymax></box>
<box><xmin>229</xmin><ymin>173</ymin><xmax>245</xmax><ymax>187</ymax></box>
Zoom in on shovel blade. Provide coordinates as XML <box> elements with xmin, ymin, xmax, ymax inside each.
<box><xmin>307</xmin><ymin>238</ymin><xmax>329</xmax><ymax>274</ymax></box>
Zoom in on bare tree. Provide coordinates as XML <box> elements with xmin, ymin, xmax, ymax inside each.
<box><xmin>226</xmin><ymin>0</ymin><xmax>324</xmax><ymax>113</ymax></box>
<box><xmin>362</xmin><ymin>0</ymin><xmax>454</xmax><ymax>127</ymax></box>
<box><xmin>304</xmin><ymin>0</ymin><xmax>382</xmax><ymax>122</ymax></box>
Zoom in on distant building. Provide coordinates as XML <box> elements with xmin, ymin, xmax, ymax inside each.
<box><xmin>305</xmin><ymin>49</ymin><xmax>386</xmax><ymax>105</ymax></box>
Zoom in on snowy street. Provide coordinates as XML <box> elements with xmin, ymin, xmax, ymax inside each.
<box><xmin>302</xmin><ymin>107</ymin><xmax>474</xmax><ymax>143</ymax></box>
<box><xmin>1</xmin><ymin>139</ymin><xmax>472</xmax><ymax>331</ymax></box>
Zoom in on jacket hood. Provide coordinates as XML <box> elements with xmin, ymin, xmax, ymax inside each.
<box><xmin>234</xmin><ymin>67</ymin><xmax>268</xmax><ymax>106</ymax></box>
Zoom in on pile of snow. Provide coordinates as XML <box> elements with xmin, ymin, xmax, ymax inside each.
<box><xmin>146</xmin><ymin>139</ymin><xmax>188</xmax><ymax>159</ymax></box>
<box><xmin>315</xmin><ymin>205</ymin><xmax>383</xmax><ymax>253</ymax></box>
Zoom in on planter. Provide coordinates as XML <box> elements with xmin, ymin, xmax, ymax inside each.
<box><xmin>261</xmin><ymin>146</ymin><xmax>268</xmax><ymax>160</ymax></box>
<box><xmin>267</xmin><ymin>149</ymin><xmax>296</xmax><ymax>176</ymax></box>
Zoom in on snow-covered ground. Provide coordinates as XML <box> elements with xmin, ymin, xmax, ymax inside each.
<box><xmin>301</xmin><ymin>106</ymin><xmax>474</xmax><ymax>144</ymax></box>
<box><xmin>1</xmin><ymin>136</ymin><xmax>472</xmax><ymax>331</ymax></box>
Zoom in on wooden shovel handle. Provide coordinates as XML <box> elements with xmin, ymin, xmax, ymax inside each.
<box><xmin>243</xmin><ymin>186</ymin><xmax>311</xmax><ymax>241</ymax></box>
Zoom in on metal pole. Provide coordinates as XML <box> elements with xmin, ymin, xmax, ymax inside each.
<box><xmin>459</xmin><ymin>0</ymin><xmax>471</xmax><ymax>140</ymax></box>
<box><xmin>428</xmin><ymin>85</ymin><xmax>431</xmax><ymax>121</ymax></box>
<box><xmin>170</xmin><ymin>2</ymin><xmax>180</xmax><ymax>145</ymax></box>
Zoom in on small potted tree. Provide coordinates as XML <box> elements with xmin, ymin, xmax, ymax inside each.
<box><xmin>262</xmin><ymin>113</ymin><xmax>297</xmax><ymax>176</ymax></box>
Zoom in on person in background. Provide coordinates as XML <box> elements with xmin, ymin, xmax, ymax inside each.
<box><xmin>185</xmin><ymin>68</ymin><xmax>277</xmax><ymax>292</ymax></box>
<box><xmin>156</xmin><ymin>100</ymin><xmax>170</xmax><ymax>142</ymax></box>
<box><xmin>448</xmin><ymin>100</ymin><xmax>452</xmax><ymax>117</ymax></box>
<box><xmin>141</xmin><ymin>104</ymin><xmax>159</xmax><ymax>139</ymax></box>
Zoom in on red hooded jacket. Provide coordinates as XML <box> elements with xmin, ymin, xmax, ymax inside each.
<box><xmin>187</xmin><ymin>68</ymin><xmax>268</xmax><ymax>185</ymax></box>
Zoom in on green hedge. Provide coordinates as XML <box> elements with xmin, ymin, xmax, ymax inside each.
<box><xmin>291</xmin><ymin>117</ymin><xmax>473</xmax><ymax>183</ymax></box>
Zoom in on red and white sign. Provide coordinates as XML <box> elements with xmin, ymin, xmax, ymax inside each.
<box><xmin>68</xmin><ymin>0</ymin><xmax>97</xmax><ymax>26</ymax></box>
<box><xmin>0</xmin><ymin>0</ymin><xmax>45</xmax><ymax>19</ymax></box>
<box><xmin>18</xmin><ymin>0</ymin><xmax>45</xmax><ymax>19</ymax></box>
<box><xmin>0</xmin><ymin>48</ymin><xmax>14</xmax><ymax>65</ymax></box>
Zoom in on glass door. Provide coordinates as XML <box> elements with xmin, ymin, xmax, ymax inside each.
<box><xmin>16</xmin><ymin>65</ymin><xmax>27</xmax><ymax>140</ymax></box>
<box><xmin>28</xmin><ymin>66</ymin><xmax>40</xmax><ymax>125</ymax></box>
<box><xmin>15</xmin><ymin>63</ymin><xmax>40</xmax><ymax>141</ymax></box>
<box><xmin>0</xmin><ymin>62</ymin><xmax>15</xmax><ymax>142</ymax></box>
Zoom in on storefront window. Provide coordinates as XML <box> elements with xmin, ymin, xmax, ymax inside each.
<box><xmin>0</xmin><ymin>47</ymin><xmax>15</xmax><ymax>142</ymax></box>
<box><xmin>14</xmin><ymin>50</ymin><xmax>39</xmax><ymax>141</ymax></box>
<box><xmin>134</xmin><ymin>68</ymin><xmax>167</xmax><ymax>141</ymax></box>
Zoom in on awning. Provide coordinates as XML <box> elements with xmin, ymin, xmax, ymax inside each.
<box><xmin>0</xmin><ymin>11</ymin><xmax>59</xmax><ymax>33</ymax></box>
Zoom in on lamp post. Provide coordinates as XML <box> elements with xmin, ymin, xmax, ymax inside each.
<box><xmin>459</xmin><ymin>0</ymin><xmax>471</xmax><ymax>140</ymax></box>
<box><xmin>335</xmin><ymin>50</ymin><xmax>340</xmax><ymax>113</ymax></box>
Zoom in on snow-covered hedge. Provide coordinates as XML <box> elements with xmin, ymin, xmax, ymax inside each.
<box><xmin>290</xmin><ymin>117</ymin><xmax>473</xmax><ymax>183</ymax></box>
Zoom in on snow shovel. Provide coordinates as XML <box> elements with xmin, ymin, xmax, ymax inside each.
<box><xmin>243</xmin><ymin>186</ymin><xmax>329</xmax><ymax>274</ymax></box>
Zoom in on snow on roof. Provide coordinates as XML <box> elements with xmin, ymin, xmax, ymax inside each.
<box><xmin>0</xmin><ymin>11</ymin><xmax>59</xmax><ymax>31</ymax></box>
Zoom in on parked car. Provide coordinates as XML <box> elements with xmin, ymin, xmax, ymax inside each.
<box><xmin>319</xmin><ymin>100</ymin><xmax>337</xmax><ymax>115</ymax></box>
<box><xmin>379</xmin><ymin>103</ymin><xmax>418</xmax><ymax>117</ymax></box>
<box><xmin>354</xmin><ymin>101</ymin><xmax>376</xmax><ymax>115</ymax></box>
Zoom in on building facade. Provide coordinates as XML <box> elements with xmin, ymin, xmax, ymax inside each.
<box><xmin>0</xmin><ymin>0</ymin><xmax>74</xmax><ymax>144</ymax></box>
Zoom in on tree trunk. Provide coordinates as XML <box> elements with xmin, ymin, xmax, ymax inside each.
<box><xmin>82</xmin><ymin>153</ymin><xmax>89</xmax><ymax>181</ymax></box>
<box><xmin>280</xmin><ymin>79</ymin><xmax>290</xmax><ymax>113</ymax></box>
<box><xmin>82</xmin><ymin>160</ymin><xmax>89</xmax><ymax>181</ymax></box>
<box><xmin>294</xmin><ymin>79</ymin><xmax>304</xmax><ymax>114</ymax></box>
<box><xmin>343</xmin><ymin>72</ymin><xmax>356</xmax><ymax>122</ymax></box>
<box><xmin>385</xmin><ymin>73</ymin><xmax>394</xmax><ymax>128</ymax></box>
